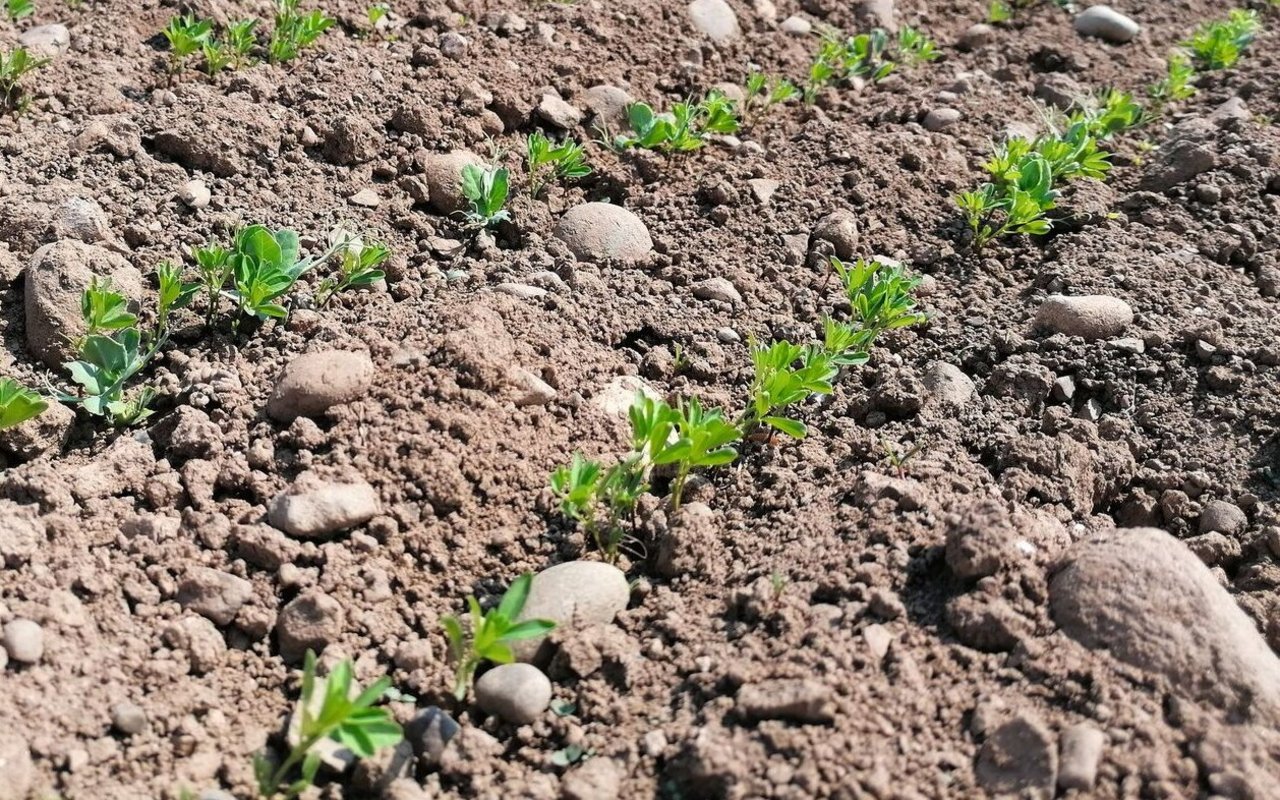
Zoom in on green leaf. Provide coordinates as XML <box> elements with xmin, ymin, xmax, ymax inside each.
<box><xmin>497</xmin><ymin>572</ymin><xmax>533</xmax><ymax>620</ymax></box>
<box><xmin>763</xmin><ymin>415</ymin><xmax>808</xmax><ymax>439</ymax></box>
<box><xmin>500</xmin><ymin>619</ymin><xmax>556</xmax><ymax>641</ymax></box>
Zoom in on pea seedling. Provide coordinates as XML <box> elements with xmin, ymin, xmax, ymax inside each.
<box><xmin>897</xmin><ymin>26</ymin><xmax>941</xmax><ymax>66</ymax></box>
<box><xmin>743</xmin><ymin>72</ymin><xmax>799</xmax><ymax>124</ymax></box>
<box><xmin>5</xmin><ymin>0</ymin><xmax>33</xmax><ymax>22</ymax></box>
<box><xmin>253</xmin><ymin>651</ymin><xmax>402</xmax><ymax>800</ymax></box>
<box><xmin>460</xmin><ymin>163</ymin><xmax>512</xmax><ymax>227</ymax></box>
<box><xmin>1184</xmin><ymin>9</ymin><xmax>1260</xmax><ymax>70</ymax></box>
<box><xmin>525</xmin><ymin>132</ymin><xmax>591</xmax><ymax>197</ymax></box>
<box><xmin>615</xmin><ymin>91</ymin><xmax>739</xmax><ymax>152</ymax></box>
<box><xmin>190</xmin><ymin>242</ymin><xmax>233</xmax><ymax>329</ymax></box>
<box><xmin>268</xmin><ymin>0</ymin><xmax>335</xmax><ymax>63</ymax></box>
<box><xmin>315</xmin><ymin>230</ymin><xmax>390</xmax><ymax>306</ymax></box>
<box><xmin>227</xmin><ymin>224</ymin><xmax>337</xmax><ymax>323</ymax></box>
<box><xmin>1070</xmin><ymin>88</ymin><xmax>1146</xmax><ymax>139</ymax></box>
<box><xmin>162</xmin><ymin>15</ymin><xmax>213</xmax><ymax>79</ymax></box>
<box><xmin>441</xmin><ymin>574</ymin><xmax>556</xmax><ymax>700</ymax></box>
<box><xmin>0</xmin><ymin>378</ymin><xmax>47</xmax><ymax>431</ymax></box>
<box><xmin>0</xmin><ymin>47</ymin><xmax>50</xmax><ymax>114</ymax></box>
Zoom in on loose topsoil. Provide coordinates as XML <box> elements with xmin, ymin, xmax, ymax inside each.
<box><xmin>2</xmin><ymin>0</ymin><xmax>1280</xmax><ymax>798</ymax></box>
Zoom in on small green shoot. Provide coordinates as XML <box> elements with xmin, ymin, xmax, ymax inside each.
<box><xmin>650</xmin><ymin>396</ymin><xmax>741</xmax><ymax>511</ymax></box>
<box><xmin>744</xmin><ymin>72</ymin><xmax>799</xmax><ymax>124</ymax></box>
<box><xmin>525</xmin><ymin>132</ymin><xmax>591</xmax><ymax>197</ymax></box>
<box><xmin>227</xmin><ymin>224</ymin><xmax>336</xmax><ymax>323</ymax></box>
<box><xmin>1184</xmin><ymin>9</ymin><xmax>1260</xmax><ymax>70</ymax></box>
<box><xmin>1070</xmin><ymin>88</ymin><xmax>1147</xmax><ymax>139</ymax></box>
<box><xmin>202</xmin><ymin>39</ymin><xmax>235</xmax><ymax>75</ymax></box>
<box><xmin>5</xmin><ymin>0</ymin><xmax>34</xmax><ymax>22</ymax></box>
<box><xmin>191</xmin><ymin>242</ymin><xmax>232</xmax><ymax>329</ymax></box>
<box><xmin>366</xmin><ymin>3</ymin><xmax>388</xmax><ymax>30</ymax></box>
<box><xmin>897</xmin><ymin>26</ymin><xmax>941</xmax><ymax>66</ymax></box>
<box><xmin>269</xmin><ymin>0</ymin><xmax>335</xmax><ymax>63</ymax></box>
<box><xmin>81</xmin><ymin>278</ymin><xmax>137</xmax><ymax>337</ymax></box>
<box><xmin>0</xmin><ymin>378</ymin><xmax>47</xmax><ymax>431</ymax></box>
<box><xmin>162</xmin><ymin>15</ymin><xmax>213</xmax><ymax>78</ymax></box>
<box><xmin>882</xmin><ymin>438</ymin><xmax>927</xmax><ymax>478</ymax></box>
<box><xmin>315</xmin><ymin>231</ymin><xmax>390</xmax><ymax>306</ymax></box>
<box><xmin>155</xmin><ymin>261</ymin><xmax>199</xmax><ymax>336</ymax></box>
<box><xmin>738</xmin><ymin>339</ymin><xmax>837</xmax><ymax>440</ymax></box>
<box><xmin>832</xmin><ymin>257</ymin><xmax>929</xmax><ymax>336</ymax></box>
<box><xmin>615</xmin><ymin>91</ymin><xmax>739</xmax><ymax>152</ymax></box>
<box><xmin>0</xmin><ymin>47</ymin><xmax>50</xmax><ymax>114</ymax></box>
<box><xmin>987</xmin><ymin>0</ymin><xmax>1012</xmax><ymax>23</ymax></box>
<box><xmin>460</xmin><ymin>163</ymin><xmax>511</xmax><ymax>228</ymax></box>
<box><xmin>1148</xmin><ymin>53</ymin><xmax>1196</xmax><ymax>109</ymax></box>
<box><xmin>441</xmin><ymin>574</ymin><xmax>556</xmax><ymax>700</ymax></box>
<box><xmin>252</xmin><ymin>651</ymin><xmax>402</xmax><ymax>800</ymax></box>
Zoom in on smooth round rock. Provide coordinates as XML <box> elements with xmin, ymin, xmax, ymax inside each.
<box><xmin>687</xmin><ymin>0</ymin><xmax>740</xmax><ymax>43</ymax></box>
<box><xmin>780</xmin><ymin>15</ymin><xmax>811</xmax><ymax>35</ymax></box>
<box><xmin>2</xmin><ymin>619</ymin><xmax>44</xmax><ymax>664</ymax></box>
<box><xmin>960</xmin><ymin>23</ymin><xmax>995</xmax><ymax>50</ymax></box>
<box><xmin>1074</xmin><ymin>5</ymin><xmax>1140</xmax><ymax>43</ymax></box>
<box><xmin>276</xmin><ymin>590</ymin><xmax>345</xmax><ymax>662</ymax></box>
<box><xmin>0</xmin><ymin>733</ymin><xmax>35</xmax><ymax>800</ymax></box>
<box><xmin>582</xmin><ymin>85</ymin><xmax>632</xmax><ymax>127</ymax></box>
<box><xmin>553</xmin><ymin>203</ymin><xmax>653</xmax><ymax>263</ymax></box>
<box><xmin>1034</xmin><ymin>295</ymin><xmax>1133</xmax><ymax>340</ymax></box>
<box><xmin>268</xmin><ymin>471</ymin><xmax>380</xmax><ymax>539</ymax></box>
<box><xmin>923</xmin><ymin>107</ymin><xmax>962</xmax><ymax>132</ymax></box>
<box><xmin>180</xmin><ymin>179</ymin><xmax>212</xmax><ymax>209</ymax></box>
<box><xmin>18</xmin><ymin>24</ymin><xmax>70</xmax><ymax>59</ymax></box>
<box><xmin>1050</xmin><ymin>527</ymin><xmax>1280</xmax><ymax>726</ymax></box>
<box><xmin>267</xmin><ymin>350</ymin><xmax>374</xmax><ymax>422</ymax></box>
<box><xmin>692</xmin><ymin>277</ymin><xmax>742</xmax><ymax>304</ymax></box>
<box><xmin>922</xmin><ymin>362</ymin><xmax>975</xmax><ymax>407</ymax></box>
<box><xmin>111</xmin><ymin>702</ymin><xmax>149</xmax><ymax>735</ymax></box>
<box><xmin>514</xmin><ymin>560</ymin><xmax>630</xmax><ymax>661</ymax></box>
<box><xmin>475</xmin><ymin>663</ymin><xmax>552</xmax><ymax>724</ymax></box>
<box><xmin>422</xmin><ymin>150</ymin><xmax>483</xmax><ymax>215</ymax></box>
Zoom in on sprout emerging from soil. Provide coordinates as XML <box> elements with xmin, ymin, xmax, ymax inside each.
<box><xmin>0</xmin><ymin>47</ymin><xmax>50</xmax><ymax>114</ymax></box>
<box><xmin>1184</xmin><ymin>9</ymin><xmax>1261</xmax><ymax>70</ymax></box>
<box><xmin>252</xmin><ymin>651</ymin><xmax>402</xmax><ymax>800</ymax></box>
<box><xmin>460</xmin><ymin>163</ymin><xmax>512</xmax><ymax>228</ymax></box>
<box><xmin>162</xmin><ymin>15</ymin><xmax>213</xmax><ymax>79</ymax></box>
<box><xmin>268</xmin><ymin>0</ymin><xmax>335</xmax><ymax>64</ymax></box>
<box><xmin>441</xmin><ymin>574</ymin><xmax>556</xmax><ymax>700</ymax></box>
<box><xmin>0</xmin><ymin>378</ymin><xmax>47</xmax><ymax>430</ymax></box>
<box><xmin>526</xmin><ymin>132</ymin><xmax>591</xmax><ymax>197</ymax></box>
<box><xmin>614</xmin><ymin>91</ymin><xmax>740</xmax><ymax>152</ymax></box>
<box><xmin>315</xmin><ymin>229</ymin><xmax>390</xmax><ymax>306</ymax></box>
<box><xmin>4</xmin><ymin>0</ymin><xmax>33</xmax><ymax>22</ymax></box>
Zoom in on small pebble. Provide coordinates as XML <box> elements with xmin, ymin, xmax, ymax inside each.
<box><xmin>2</xmin><ymin>618</ymin><xmax>44</xmax><ymax>664</ymax></box>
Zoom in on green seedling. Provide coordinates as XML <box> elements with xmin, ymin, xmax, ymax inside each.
<box><xmin>744</xmin><ymin>72</ymin><xmax>799</xmax><ymax>123</ymax></box>
<box><xmin>1184</xmin><ymin>9</ymin><xmax>1260</xmax><ymax>70</ymax></box>
<box><xmin>650</xmin><ymin>396</ymin><xmax>741</xmax><ymax>510</ymax></box>
<box><xmin>227</xmin><ymin>18</ymin><xmax>259</xmax><ymax>67</ymax></box>
<box><xmin>155</xmin><ymin>261</ymin><xmax>199</xmax><ymax>336</ymax></box>
<box><xmin>269</xmin><ymin>0</ymin><xmax>335</xmax><ymax>63</ymax></box>
<box><xmin>897</xmin><ymin>26</ymin><xmax>941</xmax><ymax>66</ymax></box>
<box><xmin>367</xmin><ymin>3</ymin><xmax>388</xmax><ymax>30</ymax></box>
<box><xmin>957</xmin><ymin>154</ymin><xmax>1056</xmax><ymax>250</ymax></box>
<box><xmin>739</xmin><ymin>339</ymin><xmax>837</xmax><ymax>440</ymax></box>
<box><xmin>1070</xmin><ymin>88</ymin><xmax>1146</xmax><ymax>139</ymax></box>
<box><xmin>804</xmin><ymin>36</ymin><xmax>844</xmax><ymax>103</ymax></box>
<box><xmin>460</xmin><ymin>163</ymin><xmax>511</xmax><ymax>227</ymax></box>
<box><xmin>821</xmin><ymin>316</ymin><xmax>874</xmax><ymax>367</ymax></box>
<box><xmin>191</xmin><ymin>242</ymin><xmax>233</xmax><ymax>328</ymax></box>
<box><xmin>832</xmin><ymin>257</ymin><xmax>928</xmax><ymax>336</ymax></box>
<box><xmin>987</xmin><ymin>0</ymin><xmax>1012</xmax><ymax>22</ymax></box>
<box><xmin>1149</xmin><ymin>52</ymin><xmax>1196</xmax><ymax>108</ymax></box>
<box><xmin>62</xmin><ymin>324</ymin><xmax>155</xmax><ymax>424</ymax></box>
<box><xmin>202</xmin><ymin>39</ymin><xmax>235</xmax><ymax>75</ymax></box>
<box><xmin>253</xmin><ymin>651</ymin><xmax>402</xmax><ymax>800</ymax></box>
<box><xmin>441</xmin><ymin>574</ymin><xmax>556</xmax><ymax>700</ymax></box>
<box><xmin>615</xmin><ymin>91</ymin><xmax>739</xmax><ymax>152</ymax></box>
<box><xmin>81</xmin><ymin>278</ymin><xmax>137</xmax><ymax>337</ymax></box>
<box><xmin>845</xmin><ymin>29</ymin><xmax>895</xmax><ymax>81</ymax></box>
<box><xmin>549</xmin><ymin>452</ymin><xmax>646</xmax><ymax>563</ymax></box>
<box><xmin>315</xmin><ymin>231</ymin><xmax>390</xmax><ymax>306</ymax></box>
<box><xmin>5</xmin><ymin>0</ymin><xmax>33</xmax><ymax>22</ymax></box>
<box><xmin>227</xmin><ymin>224</ymin><xmax>335</xmax><ymax>323</ymax></box>
<box><xmin>0</xmin><ymin>378</ymin><xmax>47</xmax><ymax>430</ymax></box>
<box><xmin>550</xmin><ymin>744</ymin><xmax>595</xmax><ymax>767</ymax></box>
<box><xmin>1</xmin><ymin>47</ymin><xmax>50</xmax><ymax>114</ymax></box>
<box><xmin>525</xmin><ymin>132</ymin><xmax>591</xmax><ymax>197</ymax></box>
<box><xmin>882</xmin><ymin>438</ymin><xmax>927</xmax><ymax>478</ymax></box>
<box><xmin>162</xmin><ymin>15</ymin><xmax>213</xmax><ymax>78</ymax></box>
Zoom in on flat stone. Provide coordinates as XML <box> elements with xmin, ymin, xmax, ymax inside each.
<box><xmin>268</xmin><ymin>472</ymin><xmax>380</xmax><ymax>540</ymax></box>
<box><xmin>1034</xmin><ymin>294</ymin><xmax>1133</xmax><ymax>340</ymax></box>
<box><xmin>537</xmin><ymin>91</ymin><xmax>582</xmax><ymax>129</ymax></box>
<box><xmin>747</xmin><ymin>178</ymin><xmax>780</xmax><ymax>205</ymax></box>
<box><xmin>692</xmin><ymin>277</ymin><xmax>742</xmax><ymax>304</ymax></box>
<box><xmin>976</xmin><ymin>712</ymin><xmax>1058</xmax><ymax>794</ymax></box>
<box><xmin>18</xmin><ymin>24</ymin><xmax>70</xmax><ymax>58</ymax></box>
<box><xmin>514</xmin><ymin>560</ymin><xmax>630</xmax><ymax>661</ymax></box>
<box><xmin>1057</xmin><ymin>723</ymin><xmax>1104</xmax><ymax>791</ymax></box>
<box><xmin>553</xmin><ymin>203</ymin><xmax>652</xmax><ymax>263</ymax></box>
<box><xmin>266</xmin><ymin>350</ymin><xmax>374</xmax><ymax>422</ymax></box>
<box><xmin>177</xmin><ymin>567</ymin><xmax>252</xmax><ymax>626</ymax></box>
<box><xmin>736</xmin><ymin>679</ymin><xmax>834</xmax><ymax>723</ymax></box>
<box><xmin>349</xmin><ymin>188</ymin><xmax>381</xmax><ymax>208</ymax></box>
<box><xmin>924</xmin><ymin>107</ymin><xmax>962</xmax><ymax>131</ymax></box>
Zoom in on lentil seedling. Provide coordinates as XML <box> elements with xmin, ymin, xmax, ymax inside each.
<box><xmin>833</xmin><ymin>257</ymin><xmax>929</xmax><ymax>336</ymax></box>
<box><xmin>268</xmin><ymin>0</ymin><xmax>335</xmax><ymax>63</ymax></box>
<box><xmin>1</xmin><ymin>47</ymin><xmax>50</xmax><ymax>114</ymax></box>
<box><xmin>253</xmin><ymin>651</ymin><xmax>402</xmax><ymax>800</ymax></box>
<box><xmin>743</xmin><ymin>72</ymin><xmax>799</xmax><ymax>124</ymax></box>
<box><xmin>460</xmin><ymin>163</ymin><xmax>512</xmax><ymax>227</ymax></box>
<box><xmin>615</xmin><ymin>91</ymin><xmax>739</xmax><ymax>152</ymax></box>
<box><xmin>738</xmin><ymin>339</ymin><xmax>837</xmax><ymax>440</ymax></box>
<box><xmin>226</xmin><ymin>18</ymin><xmax>259</xmax><ymax>67</ymax></box>
<box><xmin>525</xmin><ymin>132</ymin><xmax>591</xmax><ymax>197</ymax></box>
<box><xmin>190</xmin><ymin>242</ymin><xmax>233</xmax><ymax>329</ymax></box>
<box><xmin>1148</xmin><ymin>53</ymin><xmax>1196</xmax><ymax>109</ymax></box>
<box><xmin>366</xmin><ymin>3</ymin><xmax>388</xmax><ymax>30</ymax></box>
<box><xmin>441</xmin><ymin>573</ymin><xmax>556</xmax><ymax>700</ymax></box>
<box><xmin>1184</xmin><ymin>9</ymin><xmax>1260</xmax><ymax>70</ymax></box>
<box><xmin>650</xmin><ymin>396</ymin><xmax>741</xmax><ymax>510</ymax></box>
<box><xmin>162</xmin><ymin>15</ymin><xmax>213</xmax><ymax>78</ymax></box>
<box><xmin>0</xmin><ymin>378</ymin><xmax>47</xmax><ymax>430</ymax></box>
<box><xmin>549</xmin><ymin>452</ymin><xmax>646</xmax><ymax>562</ymax></box>
<box><xmin>1069</xmin><ymin>88</ymin><xmax>1147</xmax><ymax>139</ymax></box>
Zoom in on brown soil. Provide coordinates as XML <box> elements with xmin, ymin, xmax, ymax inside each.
<box><xmin>3</xmin><ymin>0</ymin><xmax>1280</xmax><ymax>798</ymax></box>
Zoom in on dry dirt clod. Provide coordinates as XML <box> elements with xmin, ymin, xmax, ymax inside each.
<box><xmin>553</xmin><ymin>203</ymin><xmax>654</xmax><ymax>263</ymax></box>
<box><xmin>110</xmin><ymin>702</ymin><xmax>149</xmax><ymax>736</ymax></box>
<box><xmin>266</xmin><ymin>350</ymin><xmax>375</xmax><ymax>422</ymax></box>
<box><xmin>474</xmin><ymin>663</ymin><xmax>552</xmax><ymax>724</ymax></box>
<box><xmin>163</xmin><ymin>616</ymin><xmax>227</xmax><ymax>674</ymax></box>
<box><xmin>404</xmin><ymin>706</ymin><xmax>460</xmax><ymax>766</ymax></box>
<box><xmin>0</xmin><ymin>733</ymin><xmax>35</xmax><ymax>800</ymax></box>
<box><xmin>810</xmin><ymin>210</ymin><xmax>859</xmax><ymax>260</ymax></box>
<box><xmin>561</xmin><ymin>756</ymin><xmax>624</xmax><ymax>800</ymax></box>
<box><xmin>276</xmin><ymin>590</ymin><xmax>345</xmax><ymax>662</ymax></box>
<box><xmin>0</xmin><ymin>502</ymin><xmax>45</xmax><ymax>567</ymax></box>
<box><xmin>976</xmin><ymin>711</ymin><xmax>1058</xmax><ymax>796</ymax></box>
<box><xmin>267</xmin><ymin>472</ymin><xmax>380</xmax><ymax>540</ymax></box>
<box><xmin>1198</xmin><ymin>499</ymin><xmax>1247</xmax><ymax>535</ymax></box>
<box><xmin>921</xmin><ymin>361</ymin><xmax>975</xmax><ymax>408</ymax></box>
<box><xmin>177</xmin><ymin>567</ymin><xmax>252</xmax><ymax>626</ymax></box>
<box><xmin>1034</xmin><ymin>294</ymin><xmax>1134</xmax><ymax>340</ymax></box>
<box><xmin>1057</xmin><ymin>722</ymin><xmax>1105</xmax><ymax>792</ymax></box>
<box><xmin>736</xmin><ymin>679</ymin><xmax>835</xmax><ymax>724</ymax></box>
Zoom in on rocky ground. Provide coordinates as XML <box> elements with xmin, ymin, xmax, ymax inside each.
<box><xmin>2</xmin><ymin>0</ymin><xmax>1280</xmax><ymax>798</ymax></box>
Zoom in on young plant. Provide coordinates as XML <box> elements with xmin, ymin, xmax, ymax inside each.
<box><xmin>460</xmin><ymin>163</ymin><xmax>511</xmax><ymax>228</ymax></box>
<box><xmin>649</xmin><ymin>396</ymin><xmax>741</xmax><ymax>510</ymax></box>
<box><xmin>191</xmin><ymin>242</ymin><xmax>233</xmax><ymax>328</ymax></box>
<box><xmin>156</xmin><ymin>261</ymin><xmax>200</xmax><ymax>336</ymax></box>
<box><xmin>1184</xmin><ymin>9</ymin><xmax>1260</xmax><ymax>70</ymax></box>
<box><xmin>987</xmin><ymin>0</ymin><xmax>1013</xmax><ymax>23</ymax></box>
<box><xmin>804</xmin><ymin>36</ymin><xmax>845</xmax><ymax>103</ymax></box>
<box><xmin>897</xmin><ymin>26</ymin><xmax>941</xmax><ymax>66</ymax></box>
<box><xmin>1070</xmin><ymin>88</ymin><xmax>1146</xmax><ymax>139</ymax></box>
<box><xmin>366</xmin><ymin>3</ymin><xmax>388</xmax><ymax>31</ymax></box>
<box><xmin>0</xmin><ymin>378</ymin><xmax>47</xmax><ymax>431</ymax></box>
<box><xmin>227</xmin><ymin>225</ymin><xmax>335</xmax><ymax>323</ymax></box>
<box><xmin>315</xmin><ymin>231</ymin><xmax>390</xmax><ymax>306</ymax></box>
<box><xmin>549</xmin><ymin>453</ymin><xmax>646</xmax><ymax>563</ymax></box>
<box><xmin>441</xmin><ymin>574</ymin><xmax>556</xmax><ymax>700</ymax></box>
<box><xmin>5</xmin><ymin>0</ymin><xmax>34</xmax><ymax>22</ymax></box>
<box><xmin>202</xmin><ymin>39</ymin><xmax>235</xmax><ymax>76</ymax></box>
<box><xmin>832</xmin><ymin>257</ymin><xmax>928</xmax><ymax>337</ymax></box>
<box><xmin>226</xmin><ymin>18</ymin><xmax>259</xmax><ymax>68</ymax></box>
<box><xmin>615</xmin><ymin>91</ymin><xmax>739</xmax><ymax>152</ymax></box>
<box><xmin>268</xmin><ymin>0</ymin><xmax>335</xmax><ymax>63</ymax></box>
<box><xmin>253</xmin><ymin>651</ymin><xmax>402</xmax><ymax>800</ymax></box>
<box><xmin>738</xmin><ymin>339</ymin><xmax>837</xmax><ymax>440</ymax></box>
<box><xmin>845</xmin><ymin>29</ymin><xmax>895</xmax><ymax>81</ymax></box>
<box><xmin>743</xmin><ymin>72</ymin><xmax>799</xmax><ymax>123</ymax></box>
<box><xmin>0</xmin><ymin>47</ymin><xmax>50</xmax><ymax>114</ymax></box>
<box><xmin>525</xmin><ymin>132</ymin><xmax>591</xmax><ymax>197</ymax></box>
<box><xmin>956</xmin><ymin>155</ymin><xmax>1057</xmax><ymax>251</ymax></box>
<box><xmin>81</xmin><ymin>278</ymin><xmax>138</xmax><ymax>337</ymax></box>
<box><xmin>162</xmin><ymin>15</ymin><xmax>213</xmax><ymax>78</ymax></box>
<box><xmin>1148</xmin><ymin>52</ymin><xmax>1196</xmax><ymax>109</ymax></box>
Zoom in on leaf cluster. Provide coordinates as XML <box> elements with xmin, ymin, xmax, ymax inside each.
<box><xmin>5</xmin><ymin>0</ymin><xmax>33</xmax><ymax>23</ymax></box>
<box><xmin>1069</xmin><ymin>88</ymin><xmax>1148</xmax><ymax>139</ymax></box>
<box><xmin>1</xmin><ymin>47</ymin><xmax>50</xmax><ymax>114</ymax></box>
<box><xmin>743</xmin><ymin>72</ymin><xmax>799</xmax><ymax>124</ymax></box>
<box><xmin>315</xmin><ymin>230</ymin><xmax>390</xmax><ymax>306</ymax></box>
<box><xmin>0</xmin><ymin>378</ymin><xmax>47</xmax><ymax>431</ymax></box>
<box><xmin>615</xmin><ymin>91</ymin><xmax>739</xmax><ymax>152</ymax></box>
<box><xmin>441</xmin><ymin>574</ymin><xmax>556</xmax><ymax>699</ymax></box>
<box><xmin>1184</xmin><ymin>9</ymin><xmax>1260</xmax><ymax>70</ymax></box>
<box><xmin>460</xmin><ymin>163</ymin><xmax>511</xmax><ymax>227</ymax></box>
<box><xmin>269</xmin><ymin>0</ymin><xmax>335</xmax><ymax>63</ymax></box>
<box><xmin>1148</xmin><ymin>53</ymin><xmax>1196</xmax><ymax>108</ymax></box>
<box><xmin>526</xmin><ymin>132</ymin><xmax>591</xmax><ymax>197</ymax></box>
<box><xmin>253</xmin><ymin>651</ymin><xmax>402</xmax><ymax>800</ymax></box>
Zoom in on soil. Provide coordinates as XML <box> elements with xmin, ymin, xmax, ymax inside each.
<box><xmin>2</xmin><ymin>0</ymin><xmax>1280</xmax><ymax>798</ymax></box>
